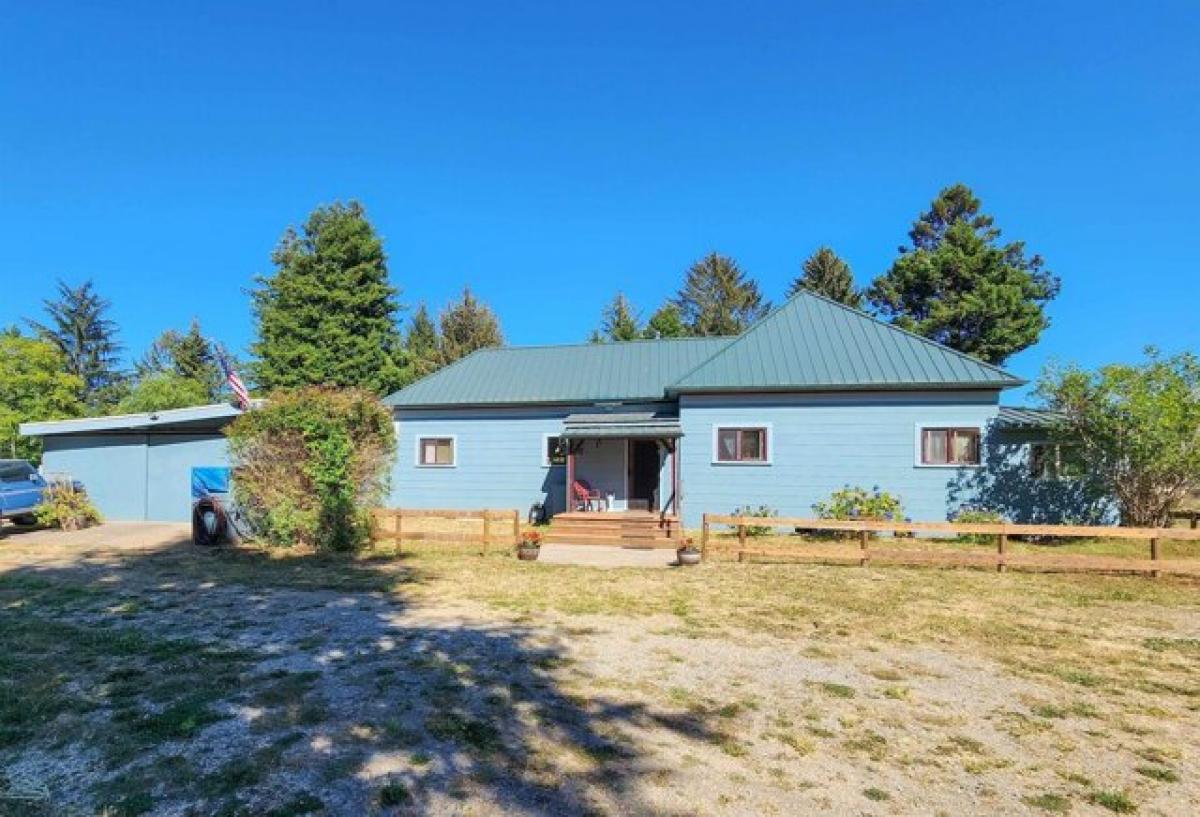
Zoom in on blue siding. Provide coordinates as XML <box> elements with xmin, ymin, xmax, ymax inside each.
<box><xmin>678</xmin><ymin>391</ymin><xmax>1002</xmax><ymax>527</ymax></box>
<box><xmin>392</xmin><ymin>407</ymin><xmax>573</xmax><ymax>514</ymax></box>
<box><xmin>41</xmin><ymin>433</ymin><xmax>230</xmax><ymax>522</ymax></box>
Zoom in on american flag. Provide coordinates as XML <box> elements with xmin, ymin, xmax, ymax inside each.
<box><xmin>216</xmin><ymin>345</ymin><xmax>251</xmax><ymax>410</ymax></box>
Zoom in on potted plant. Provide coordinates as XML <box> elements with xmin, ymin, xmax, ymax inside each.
<box><xmin>676</xmin><ymin>537</ymin><xmax>701</xmax><ymax>566</ymax></box>
<box><xmin>517</xmin><ymin>530</ymin><xmax>542</xmax><ymax>561</ymax></box>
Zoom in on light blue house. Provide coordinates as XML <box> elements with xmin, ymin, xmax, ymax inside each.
<box><xmin>385</xmin><ymin>291</ymin><xmax>1089</xmax><ymax>541</ymax></box>
<box><xmin>22</xmin><ymin>292</ymin><xmax>1092</xmax><ymax>532</ymax></box>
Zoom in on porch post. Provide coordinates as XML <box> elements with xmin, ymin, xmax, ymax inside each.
<box><xmin>671</xmin><ymin>438</ymin><xmax>681</xmax><ymax>521</ymax></box>
<box><xmin>566</xmin><ymin>444</ymin><xmax>575</xmax><ymax>513</ymax></box>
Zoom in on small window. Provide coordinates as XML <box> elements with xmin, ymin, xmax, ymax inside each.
<box><xmin>417</xmin><ymin>437</ymin><xmax>455</xmax><ymax>467</ymax></box>
<box><xmin>1030</xmin><ymin>443</ymin><xmax>1084</xmax><ymax>480</ymax></box>
<box><xmin>920</xmin><ymin>427</ymin><xmax>980</xmax><ymax>466</ymax></box>
<box><xmin>544</xmin><ymin>435</ymin><xmax>567</xmax><ymax>467</ymax></box>
<box><xmin>715</xmin><ymin>427</ymin><xmax>768</xmax><ymax>463</ymax></box>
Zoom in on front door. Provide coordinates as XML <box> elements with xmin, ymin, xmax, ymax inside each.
<box><xmin>628</xmin><ymin>440</ymin><xmax>659</xmax><ymax>511</ymax></box>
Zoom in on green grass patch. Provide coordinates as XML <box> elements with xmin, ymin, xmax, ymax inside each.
<box><xmin>1089</xmin><ymin>790</ymin><xmax>1137</xmax><ymax>813</ymax></box>
<box><xmin>1023</xmin><ymin>792</ymin><xmax>1072</xmax><ymax>813</ymax></box>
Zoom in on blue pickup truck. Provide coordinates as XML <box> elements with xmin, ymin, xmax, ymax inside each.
<box><xmin>0</xmin><ymin>459</ymin><xmax>73</xmax><ymax>526</ymax></box>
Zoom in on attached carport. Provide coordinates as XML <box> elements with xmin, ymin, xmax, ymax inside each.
<box><xmin>20</xmin><ymin>404</ymin><xmax>241</xmax><ymax>522</ymax></box>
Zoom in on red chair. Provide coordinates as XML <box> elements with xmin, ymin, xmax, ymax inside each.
<box><xmin>572</xmin><ymin>479</ymin><xmax>605</xmax><ymax>511</ymax></box>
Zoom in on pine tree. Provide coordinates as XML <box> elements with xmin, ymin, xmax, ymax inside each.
<box><xmin>26</xmin><ymin>279</ymin><xmax>124</xmax><ymax>411</ymax></box>
<box><xmin>400</xmin><ymin>303</ymin><xmax>441</xmax><ymax>384</ymax></box>
<box><xmin>642</xmin><ymin>303</ymin><xmax>688</xmax><ymax>339</ymax></box>
<box><xmin>595</xmin><ymin>294</ymin><xmax>642</xmax><ymax>342</ymax></box>
<box><xmin>674</xmin><ymin>252</ymin><xmax>770</xmax><ymax>336</ymax></box>
<box><xmin>136</xmin><ymin>318</ymin><xmax>225</xmax><ymax>400</ymax></box>
<box><xmin>868</xmin><ymin>183</ymin><xmax>1060</xmax><ymax>365</ymax></box>
<box><xmin>250</xmin><ymin>201</ymin><xmax>405</xmax><ymax>394</ymax></box>
<box><xmin>788</xmin><ymin>247</ymin><xmax>863</xmax><ymax>308</ymax></box>
<box><xmin>438</xmin><ymin>287</ymin><xmax>503</xmax><ymax>365</ymax></box>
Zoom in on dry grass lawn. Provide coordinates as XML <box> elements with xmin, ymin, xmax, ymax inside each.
<box><xmin>1</xmin><ymin>524</ymin><xmax>1198</xmax><ymax>816</ymax></box>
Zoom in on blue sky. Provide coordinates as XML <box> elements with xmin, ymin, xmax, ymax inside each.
<box><xmin>2</xmin><ymin>1</ymin><xmax>1197</xmax><ymax>400</ymax></box>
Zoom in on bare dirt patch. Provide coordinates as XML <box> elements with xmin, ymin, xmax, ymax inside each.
<box><xmin>1</xmin><ymin>525</ymin><xmax>1198</xmax><ymax>815</ymax></box>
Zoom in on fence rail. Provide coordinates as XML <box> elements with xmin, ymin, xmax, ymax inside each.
<box><xmin>370</xmin><ymin>508</ymin><xmax>520</xmax><ymax>554</ymax></box>
<box><xmin>701</xmin><ymin>514</ymin><xmax>1200</xmax><ymax>578</ymax></box>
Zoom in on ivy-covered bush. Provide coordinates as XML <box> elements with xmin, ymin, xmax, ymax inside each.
<box><xmin>225</xmin><ymin>387</ymin><xmax>396</xmax><ymax>551</ymax></box>
<box><xmin>34</xmin><ymin>483</ymin><xmax>102</xmax><ymax>530</ymax></box>
<box><xmin>731</xmin><ymin>504</ymin><xmax>778</xmax><ymax>536</ymax></box>
<box><xmin>812</xmin><ymin>486</ymin><xmax>904</xmax><ymax>521</ymax></box>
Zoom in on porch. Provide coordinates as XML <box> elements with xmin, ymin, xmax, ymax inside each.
<box><xmin>548</xmin><ymin>510</ymin><xmax>682</xmax><ymax>548</ymax></box>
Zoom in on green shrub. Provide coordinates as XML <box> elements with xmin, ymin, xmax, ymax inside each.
<box><xmin>34</xmin><ymin>482</ymin><xmax>102</xmax><ymax>530</ymax></box>
<box><xmin>812</xmin><ymin>486</ymin><xmax>903</xmax><ymax>522</ymax></box>
<box><xmin>225</xmin><ymin>387</ymin><xmax>395</xmax><ymax>551</ymax></box>
<box><xmin>731</xmin><ymin>504</ymin><xmax>778</xmax><ymax>536</ymax></box>
<box><xmin>951</xmin><ymin>508</ymin><xmax>1005</xmax><ymax>543</ymax></box>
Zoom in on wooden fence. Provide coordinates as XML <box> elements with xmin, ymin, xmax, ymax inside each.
<box><xmin>370</xmin><ymin>508</ymin><xmax>520</xmax><ymax>554</ymax></box>
<box><xmin>1170</xmin><ymin>510</ymin><xmax>1200</xmax><ymax>530</ymax></box>
<box><xmin>701</xmin><ymin>514</ymin><xmax>1200</xmax><ymax>578</ymax></box>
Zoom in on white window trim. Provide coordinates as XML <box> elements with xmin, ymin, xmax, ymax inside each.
<box><xmin>913</xmin><ymin>422</ymin><xmax>983</xmax><ymax>468</ymax></box>
<box><xmin>541</xmin><ymin>432</ymin><xmax>566</xmax><ymax>468</ymax></box>
<box><xmin>415</xmin><ymin>434</ymin><xmax>457</xmax><ymax>468</ymax></box>
<box><xmin>710</xmin><ymin>423</ymin><xmax>773</xmax><ymax>466</ymax></box>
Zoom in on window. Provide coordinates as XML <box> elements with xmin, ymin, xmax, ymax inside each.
<box><xmin>1030</xmin><ymin>443</ymin><xmax>1084</xmax><ymax>480</ymax></box>
<box><xmin>919</xmin><ymin>427</ymin><xmax>981</xmax><ymax>466</ymax></box>
<box><xmin>417</xmin><ymin>437</ymin><xmax>455</xmax><ymax>467</ymax></box>
<box><xmin>0</xmin><ymin>462</ymin><xmax>35</xmax><ymax>483</ymax></box>
<box><xmin>543</xmin><ymin>435</ymin><xmax>567</xmax><ymax>467</ymax></box>
<box><xmin>714</xmin><ymin>426</ymin><xmax>769</xmax><ymax>463</ymax></box>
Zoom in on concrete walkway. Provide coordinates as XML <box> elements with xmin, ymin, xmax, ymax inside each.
<box><xmin>537</xmin><ymin>542</ymin><xmax>680</xmax><ymax>568</ymax></box>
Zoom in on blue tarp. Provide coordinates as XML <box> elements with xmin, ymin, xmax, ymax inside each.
<box><xmin>191</xmin><ymin>467</ymin><xmax>231</xmax><ymax>499</ymax></box>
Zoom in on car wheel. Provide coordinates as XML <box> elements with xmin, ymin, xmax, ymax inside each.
<box><xmin>12</xmin><ymin>515</ymin><xmax>38</xmax><ymax>526</ymax></box>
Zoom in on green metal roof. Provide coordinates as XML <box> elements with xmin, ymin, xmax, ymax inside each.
<box><xmin>670</xmin><ymin>290</ymin><xmax>1023</xmax><ymax>393</ymax></box>
<box><xmin>996</xmin><ymin>406</ymin><xmax>1064</xmax><ymax>430</ymax></box>
<box><xmin>385</xmin><ymin>291</ymin><xmax>1022</xmax><ymax>408</ymax></box>
<box><xmin>385</xmin><ymin>337</ymin><xmax>730</xmax><ymax>407</ymax></box>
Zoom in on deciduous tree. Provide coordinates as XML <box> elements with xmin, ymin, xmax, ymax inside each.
<box><xmin>868</xmin><ymin>183</ymin><xmax>1060</xmax><ymax>365</ymax></box>
<box><xmin>675</xmin><ymin>252</ymin><xmax>770</xmax><ymax>336</ymax></box>
<box><xmin>116</xmin><ymin>373</ymin><xmax>212</xmax><ymax>414</ymax></box>
<box><xmin>788</xmin><ymin>247</ymin><xmax>863</xmax><ymax>308</ymax></box>
<box><xmin>0</xmin><ymin>328</ymin><xmax>84</xmax><ymax>461</ymax></box>
<box><xmin>1037</xmin><ymin>349</ymin><xmax>1200</xmax><ymax>527</ymax></box>
<box><xmin>250</xmin><ymin>201</ymin><xmax>405</xmax><ymax>394</ymax></box>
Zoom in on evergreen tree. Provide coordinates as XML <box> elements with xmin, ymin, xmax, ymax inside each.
<box><xmin>438</xmin><ymin>287</ymin><xmax>503</xmax><ymax>365</ymax></box>
<box><xmin>26</xmin><ymin>279</ymin><xmax>124</xmax><ymax>411</ymax></box>
<box><xmin>136</xmin><ymin>318</ymin><xmax>225</xmax><ymax>400</ymax></box>
<box><xmin>595</xmin><ymin>293</ymin><xmax>642</xmax><ymax>342</ymax></box>
<box><xmin>250</xmin><ymin>201</ymin><xmax>405</xmax><ymax>395</ymax></box>
<box><xmin>674</xmin><ymin>252</ymin><xmax>770</xmax><ymax>336</ymax></box>
<box><xmin>400</xmin><ymin>303</ymin><xmax>441</xmax><ymax>384</ymax></box>
<box><xmin>642</xmin><ymin>303</ymin><xmax>688</xmax><ymax>339</ymax></box>
<box><xmin>788</xmin><ymin>247</ymin><xmax>863</xmax><ymax>308</ymax></box>
<box><xmin>867</xmin><ymin>183</ymin><xmax>1061</xmax><ymax>365</ymax></box>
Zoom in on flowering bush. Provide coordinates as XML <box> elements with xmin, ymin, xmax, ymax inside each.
<box><xmin>520</xmin><ymin>530</ymin><xmax>543</xmax><ymax>547</ymax></box>
<box><xmin>731</xmin><ymin>504</ymin><xmax>778</xmax><ymax>536</ymax></box>
<box><xmin>812</xmin><ymin>486</ymin><xmax>903</xmax><ymax>521</ymax></box>
<box><xmin>34</xmin><ymin>483</ymin><xmax>101</xmax><ymax>530</ymax></box>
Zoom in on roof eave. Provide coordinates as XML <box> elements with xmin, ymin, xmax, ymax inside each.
<box><xmin>668</xmin><ymin>379</ymin><xmax>1023</xmax><ymax>396</ymax></box>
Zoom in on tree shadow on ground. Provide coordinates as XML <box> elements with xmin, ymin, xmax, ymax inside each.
<box><xmin>0</xmin><ymin>531</ymin><xmax>719</xmax><ymax>816</ymax></box>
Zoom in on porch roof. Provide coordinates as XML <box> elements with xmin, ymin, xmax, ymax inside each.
<box><xmin>561</xmin><ymin>411</ymin><xmax>683</xmax><ymax>440</ymax></box>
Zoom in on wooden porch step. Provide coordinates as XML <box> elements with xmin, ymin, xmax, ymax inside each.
<box><xmin>548</xmin><ymin>532</ymin><xmax>680</xmax><ymax>549</ymax></box>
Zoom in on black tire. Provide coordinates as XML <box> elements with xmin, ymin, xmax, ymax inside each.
<box><xmin>192</xmin><ymin>497</ymin><xmax>228</xmax><ymax>547</ymax></box>
<box><xmin>12</xmin><ymin>515</ymin><xmax>37</xmax><ymax>527</ymax></box>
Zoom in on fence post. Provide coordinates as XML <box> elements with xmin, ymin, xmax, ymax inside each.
<box><xmin>481</xmin><ymin>513</ymin><xmax>491</xmax><ymax>556</ymax></box>
<box><xmin>737</xmin><ymin>523</ymin><xmax>747</xmax><ymax>561</ymax></box>
<box><xmin>395</xmin><ymin>510</ymin><xmax>403</xmax><ymax>555</ymax></box>
<box><xmin>858</xmin><ymin>529</ymin><xmax>870</xmax><ymax>567</ymax></box>
<box><xmin>701</xmin><ymin>515</ymin><xmax>710</xmax><ymax>560</ymax></box>
<box><xmin>1150</xmin><ymin>537</ymin><xmax>1160</xmax><ymax>578</ymax></box>
<box><xmin>512</xmin><ymin>510</ymin><xmax>520</xmax><ymax>547</ymax></box>
<box><xmin>997</xmin><ymin>532</ymin><xmax>1007</xmax><ymax>573</ymax></box>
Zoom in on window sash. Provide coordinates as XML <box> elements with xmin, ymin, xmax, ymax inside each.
<box><xmin>716</xmin><ymin>427</ymin><xmax>768</xmax><ymax>462</ymax></box>
<box><xmin>921</xmin><ymin>427</ymin><xmax>980</xmax><ymax>465</ymax></box>
<box><xmin>419</xmin><ymin>437</ymin><xmax>454</xmax><ymax>466</ymax></box>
